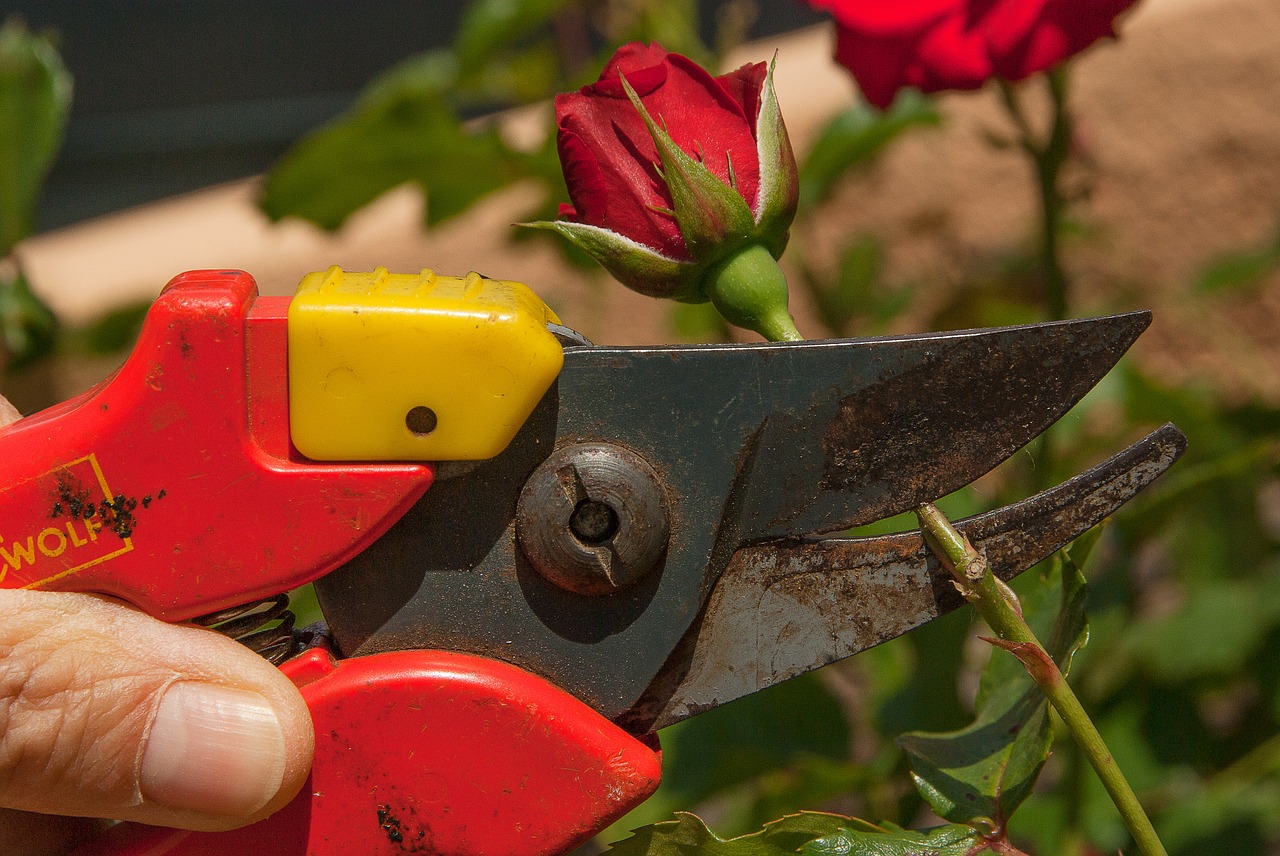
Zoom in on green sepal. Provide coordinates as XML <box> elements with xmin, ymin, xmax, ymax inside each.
<box><xmin>620</xmin><ymin>75</ymin><xmax>757</xmax><ymax>266</ymax></box>
<box><xmin>751</xmin><ymin>55</ymin><xmax>798</xmax><ymax>261</ymax></box>
<box><xmin>520</xmin><ymin>218</ymin><xmax>701</xmax><ymax>300</ymax></box>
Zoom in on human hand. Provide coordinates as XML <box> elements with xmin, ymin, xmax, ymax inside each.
<box><xmin>0</xmin><ymin>396</ymin><xmax>314</xmax><ymax>856</ymax></box>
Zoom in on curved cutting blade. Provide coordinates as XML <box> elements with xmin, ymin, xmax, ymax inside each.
<box><xmin>317</xmin><ymin>314</ymin><xmax>1153</xmax><ymax>721</ymax></box>
<box><xmin>623</xmin><ymin>424</ymin><xmax>1186</xmax><ymax>733</ymax></box>
<box><xmin>733</xmin><ymin>312</ymin><xmax>1153</xmax><ymax>541</ymax></box>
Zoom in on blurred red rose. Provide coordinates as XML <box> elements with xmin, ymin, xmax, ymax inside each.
<box><xmin>805</xmin><ymin>0</ymin><xmax>1138</xmax><ymax>109</ymax></box>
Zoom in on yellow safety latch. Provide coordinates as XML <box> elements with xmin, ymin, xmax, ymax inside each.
<box><xmin>288</xmin><ymin>266</ymin><xmax>564</xmax><ymax>461</ymax></box>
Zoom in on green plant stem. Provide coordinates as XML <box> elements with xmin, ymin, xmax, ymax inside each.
<box><xmin>997</xmin><ymin>70</ymin><xmax>1074</xmax><ymax>491</ymax></box>
<box><xmin>998</xmin><ymin>68</ymin><xmax>1073</xmax><ymax>322</ymax></box>
<box><xmin>915</xmin><ymin>502</ymin><xmax>1169</xmax><ymax>856</ymax></box>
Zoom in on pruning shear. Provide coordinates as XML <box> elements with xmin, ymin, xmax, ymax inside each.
<box><xmin>0</xmin><ymin>267</ymin><xmax>1184</xmax><ymax>855</ymax></box>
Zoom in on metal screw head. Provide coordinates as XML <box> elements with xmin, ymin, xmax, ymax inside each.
<box><xmin>516</xmin><ymin>443</ymin><xmax>670</xmax><ymax>596</ymax></box>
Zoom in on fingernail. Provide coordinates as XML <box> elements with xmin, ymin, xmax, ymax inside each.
<box><xmin>140</xmin><ymin>682</ymin><xmax>287</xmax><ymax>816</ymax></box>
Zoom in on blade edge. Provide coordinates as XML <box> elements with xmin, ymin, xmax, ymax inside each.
<box><xmin>747</xmin><ymin>312</ymin><xmax>1155</xmax><ymax>539</ymax></box>
<box><xmin>627</xmin><ymin>424</ymin><xmax>1186</xmax><ymax>733</ymax></box>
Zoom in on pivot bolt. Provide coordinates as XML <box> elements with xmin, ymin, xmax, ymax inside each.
<box><xmin>516</xmin><ymin>443</ymin><xmax>670</xmax><ymax>596</ymax></box>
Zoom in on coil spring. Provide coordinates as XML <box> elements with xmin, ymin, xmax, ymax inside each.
<box><xmin>193</xmin><ymin>594</ymin><xmax>298</xmax><ymax>665</ymax></box>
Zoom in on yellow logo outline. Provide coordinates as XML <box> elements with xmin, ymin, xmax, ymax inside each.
<box><xmin>18</xmin><ymin>453</ymin><xmax>135</xmax><ymax>589</ymax></box>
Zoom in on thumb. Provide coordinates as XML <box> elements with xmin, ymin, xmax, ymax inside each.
<box><xmin>0</xmin><ymin>589</ymin><xmax>314</xmax><ymax>831</ymax></box>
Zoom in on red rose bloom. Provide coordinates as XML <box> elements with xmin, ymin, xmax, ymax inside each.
<box><xmin>530</xmin><ymin>43</ymin><xmax>798</xmax><ymax>307</ymax></box>
<box><xmin>806</xmin><ymin>0</ymin><xmax>1138</xmax><ymax>109</ymax></box>
<box><xmin>555</xmin><ymin>43</ymin><xmax>781</xmax><ymax>264</ymax></box>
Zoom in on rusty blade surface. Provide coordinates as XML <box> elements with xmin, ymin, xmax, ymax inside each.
<box><xmin>624</xmin><ymin>424</ymin><xmax>1186</xmax><ymax>733</ymax></box>
<box><xmin>734</xmin><ymin>312</ymin><xmax>1153</xmax><ymax>541</ymax></box>
<box><xmin>318</xmin><ymin>314</ymin><xmax>1150</xmax><ymax>722</ymax></box>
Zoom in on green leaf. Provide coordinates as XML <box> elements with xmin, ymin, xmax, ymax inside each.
<box><xmin>0</xmin><ymin>18</ymin><xmax>72</xmax><ymax>255</ymax></box>
<box><xmin>606</xmin><ymin>814</ymin><xmax>990</xmax><ymax>856</ymax></box>
<box><xmin>610</xmin><ymin>0</ymin><xmax>711</xmax><ymax>67</ymax></box>
<box><xmin>898</xmin><ymin>549</ymin><xmax>1091</xmax><ymax>826</ymax></box>
<box><xmin>0</xmin><ymin>266</ymin><xmax>57</xmax><ymax>368</ymax></box>
<box><xmin>462</xmin><ymin>41</ymin><xmax>562</xmax><ymax>105</ymax></box>
<box><xmin>1193</xmin><ymin>214</ymin><xmax>1280</xmax><ymax>294</ymax></box>
<box><xmin>803</xmin><ymin>822</ymin><xmax>986</xmax><ymax>855</ymax></box>
<box><xmin>74</xmin><ymin>299</ymin><xmax>149</xmax><ymax>355</ymax></box>
<box><xmin>453</xmin><ymin>0</ymin><xmax>572</xmax><ymax>76</ymax></box>
<box><xmin>261</xmin><ymin>52</ymin><xmax>532</xmax><ymax>230</ymax></box>
<box><xmin>604</xmin><ymin>812</ymin><xmax>861</xmax><ymax>856</ymax></box>
<box><xmin>799</xmin><ymin>90</ymin><xmax>939</xmax><ymax>208</ymax></box>
<box><xmin>1123</xmin><ymin>580</ymin><xmax>1280</xmax><ymax>682</ymax></box>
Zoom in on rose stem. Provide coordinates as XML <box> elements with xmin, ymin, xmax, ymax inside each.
<box><xmin>997</xmin><ymin>68</ymin><xmax>1075</xmax><ymax>489</ymax></box>
<box><xmin>997</xmin><ymin>67</ymin><xmax>1073</xmax><ymax>323</ymax></box>
<box><xmin>915</xmin><ymin>502</ymin><xmax>1169</xmax><ymax>856</ymax></box>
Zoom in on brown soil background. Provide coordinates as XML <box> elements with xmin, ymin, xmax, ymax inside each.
<box><xmin>7</xmin><ymin>0</ymin><xmax>1280</xmax><ymax>411</ymax></box>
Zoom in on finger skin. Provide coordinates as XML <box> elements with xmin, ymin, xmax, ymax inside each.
<box><xmin>0</xmin><ymin>396</ymin><xmax>19</xmax><ymax>428</ymax></box>
<box><xmin>0</xmin><ymin>589</ymin><xmax>314</xmax><ymax>832</ymax></box>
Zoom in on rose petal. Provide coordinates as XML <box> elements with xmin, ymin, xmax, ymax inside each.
<box><xmin>716</xmin><ymin>61</ymin><xmax>768</xmax><ymax>133</ymax></box>
<box><xmin>913</xmin><ymin>13</ymin><xmax>997</xmax><ymax>93</ymax></box>
<box><xmin>834</xmin><ymin>26</ymin><xmax>925</xmax><ymax>109</ymax></box>
<box><xmin>809</xmin><ymin>0</ymin><xmax>959</xmax><ymax>36</ymax></box>
<box><xmin>653</xmin><ymin>54</ymin><xmax>761</xmax><ymax>206</ymax></box>
<box><xmin>811</xmin><ymin>0</ymin><xmax>1138</xmax><ymax>103</ymax></box>
<box><xmin>992</xmin><ymin>0</ymin><xmax>1128</xmax><ymax>78</ymax></box>
<box><xmin>601</xmin><ymin>42</ymin><xmax>672</xmax><ymax>86</ymax></box>
<box><xmin>979</xmin><ymin>0</ymin><xmax>1052</xmax><ymax>58</ymax></box>
<box><xmin>555</xmin><ymin>98</ymin><xmax>687</xmax><ymax>258</ymax></box>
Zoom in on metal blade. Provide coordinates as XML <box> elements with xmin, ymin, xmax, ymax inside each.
<box><xmin>624</xmin><ymin>424</ymin><xmax>1186</xmax><ymax>733</ymax></box>
<box><xmin>733</xmin><ymin>312</ymin><xmax>1153</xmax><ymax>541</ymax></box>
<box><xmin>317</xmin><ymin>315</ymin><xmax>1151</xmax><ymax>722</ymax></box>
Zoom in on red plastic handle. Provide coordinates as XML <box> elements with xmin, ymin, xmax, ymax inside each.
<box><xmin>0</xmin><ymin>270</ymin><xmax>432</xmax><ymax>620</ymax></box>
<box><xmin>73</xmin><ymin>650</ymin><xmax>663</xmax><ymax>856</ymax></box>
<box><xmin>3</xmin><ymin>271</ymin><xmax>664</xmax><ymax>851</ymax></box>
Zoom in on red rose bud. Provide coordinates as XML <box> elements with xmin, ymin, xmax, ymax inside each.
<box><xmin>524</xmin><ymin>43</ymin><xmax>800</xmax><ymax>338</ymax></box>
<box><xmin>804</xmin><ymin>0</ymin><xmax>1138</xmax><ymax>109</ymax></box>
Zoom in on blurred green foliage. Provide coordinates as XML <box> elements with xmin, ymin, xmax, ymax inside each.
<box><xmin>798</xmin><ymin>90</ymin><xmax>939</xmax><ymax>208</ymax></box>
<box><xmin>0</xmin><ymin>18</ymin><xmax>68</xmax><ymax>368</ymax></box>
<box><xmin>0</xmin><ymin>18</ymin><xmax>69</xmax><ymax>257</ymax></box>
<box><xmin>258</xmin><ymin>0</ymin><xmax>736</xmax><ymax>234</ymax></box>
<box><xmin>1194</xmin><ymin>212</ymin><xmax>1280</xmax><ymax>296</ymax></box>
